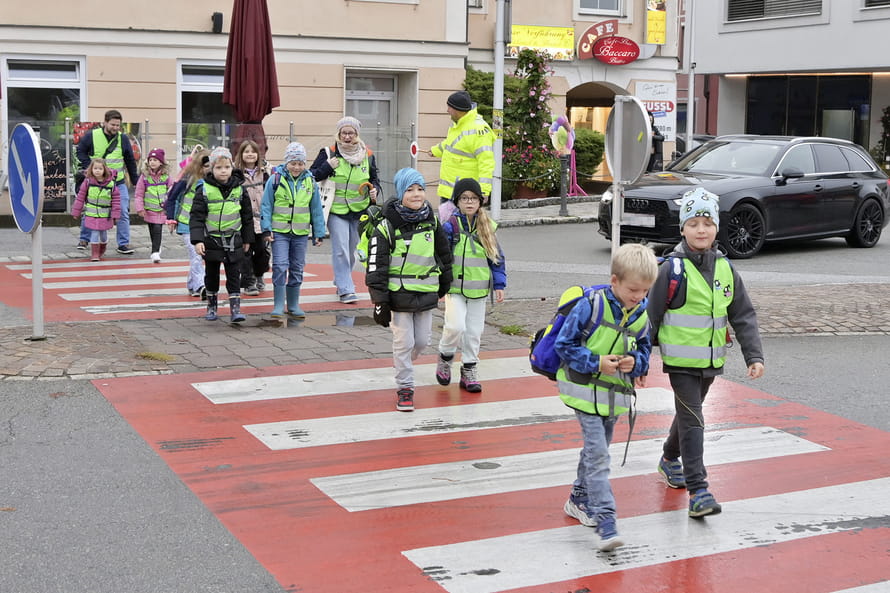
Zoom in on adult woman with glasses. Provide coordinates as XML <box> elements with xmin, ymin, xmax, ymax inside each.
<box><xmin>310</xmin><ymin>116</ymin><xmax>383</xmax><ymax>304</ymax></box>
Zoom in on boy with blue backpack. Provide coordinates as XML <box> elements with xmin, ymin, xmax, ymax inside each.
<box><xmin>554</xmin><ymin>243</ymin><xmax>658</xmax><ymax>551</ymax></box>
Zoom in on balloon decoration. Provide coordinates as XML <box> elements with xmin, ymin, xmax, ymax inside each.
<box><xmin>549</xmin><ymin>115</ymin><xmax>575</xmax><ymax>156</ymax></box>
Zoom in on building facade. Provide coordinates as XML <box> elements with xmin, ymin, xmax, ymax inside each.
<box><xmin>1</xmin><ymin>0</ymin><xmax>681</xmax><ymax>214</ymax></box>
<box><xmin>689</xmin><ymin>0</ymin><xmax>890</xmax><ymax>164</ymax></box>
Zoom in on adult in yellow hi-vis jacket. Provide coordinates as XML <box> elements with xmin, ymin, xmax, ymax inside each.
<box><xmin>428</xmin><ymin>91</ymin><xmax>495</xmax><ymax>212</ymax></box>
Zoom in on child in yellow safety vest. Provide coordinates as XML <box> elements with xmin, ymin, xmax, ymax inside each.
<box><xmin>72</xmin><ymin>158</ymin><xmax>121</xmax><ymax>262</ymax></box>
<box><xmin>647</xmin><ymin>187</ymin><xmax>764</xmax><ymax>519</ymax></box>
<box><xmin>435</xmin><ymin>178</ymin><xmax>507</xmax><ymax>393</ymax></box>
<box><xmin>554</xmin><ymin>243</ymin><xmax>658</xmax><ymax>551</ymax></box>
<box><xmin>365</xmin><ymin>168</ymin><xmax>453</xmax><ymax>412</ymax></box>
<box><xmin>134</xmin><ymin>148</ymin><xmax>172</xmax><ymax>263</ymax></box>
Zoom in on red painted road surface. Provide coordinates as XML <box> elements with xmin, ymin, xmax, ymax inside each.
<box><xmin>95</xmin><ymin>349</ymin><xmax>890</xmax><ymax>593</ymax></box>
<box><xmin>0</xmin><ymin>259</ymin><xmax>370</xmax><ymax>322</ymax></box>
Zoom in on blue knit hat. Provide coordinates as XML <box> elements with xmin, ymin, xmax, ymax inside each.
<box><xmin>394</xmin><ymin>167</ymin><xmax>426</xmax><ymax>199</ymax></box>
<box><xmin>679</xmin><ymin>187</ymin><xmax>720</xmax><ymax>229</ymax></box>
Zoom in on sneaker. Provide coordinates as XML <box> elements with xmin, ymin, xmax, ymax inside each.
<box><xmin>595</xmin><ymin>516</ymin><xmax>624</xmax><ymax>551</ymax></box>
<box><xmin>255</xmin><ymin>280</ymin><xmax>265</xmax><ymax>292</ymax></box>
<box><xmin>689</xmin><ymin>489</ymin><xmax>722</xmax><ymax>518</ymax></box>
<box><xmin>436</xmin><ymin>354</ymin><xmax>452</xmax><ymax>385</ymax></box>
<box><xmin>116</xmin><ymin>245</ymin><xmax>135</xmax><ymax>255</ymax></box>
<box><xmin>189</xmin><ymin>288</ymin><xmax>203</xmax><ymax>298</ymax></box>
<box><xmin>459</xmin><ymin>364</ymin><xmax>482</xmax><ymax>393</ymax></box>
<box><xmin>396</xmin><ymin>388</ymin><xmax>414</xmax><ymax>412</ymax></box>
<box><xmin>563</xmin><ymin>495</ymin><xmax>597</xmax><ymax>527</ymax></box>
<box><xmin>76</xmin><ymin>240</ymin><xmax>88</xmax><ymax>250</ymax></box>
<box><xmin>150</xmin><ymin>252</ymin><xmax>161</xmax><ymax>263</ymax></box>
<box><xmin>658</xmin><ymin>457</ymin><xmax>686</xmax><ymax>489</ymax></box>
<box><xmin>339</xmin><ymin>292</ymin><xmax>359</xmax><ymax>304</ymax></box>
<box><xmin>244</xmin><ymin>283</ymin><xmax>260</xmax><ymax>296</ymax></box>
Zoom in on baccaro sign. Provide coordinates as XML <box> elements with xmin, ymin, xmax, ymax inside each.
<box><xmin>592</xmin><ymin>36</ymin><xmax>640</xmax><ymax>65</ymax></box>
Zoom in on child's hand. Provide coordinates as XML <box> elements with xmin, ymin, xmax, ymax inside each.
<box><xmin>747</xmin><ymin>362</ymin><xmax>764</xmax><ymax>379</ymax></box>
<box><xmin>600</xmin><ymin>355</ymin><xmax>622</xmax><ymax>375</ymax></box>
<box><xmin>195</xmin><ymin>242</ymin><xmax>205</xmax><ymax>256</ymax></box>
<box><xmin>493</xmin><ymin>289</ymin><xmax>505</xmax><ymax>303</ymax></box>
<box><xmin>137</xmin><ymin>210</ymin><xmax>146</xmax><ymax>218</ymax></box>
<box><xmin>617</xmin><ymin>354</ymin><xmax>635</xmax><ymax>373</ymax></box>
<box><xmin>264</xmin><ymin>235</ymin><xmax>273</xmax><ymax>244</ymax></box>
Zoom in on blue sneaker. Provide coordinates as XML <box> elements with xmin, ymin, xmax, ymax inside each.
<box><xmin>563</xmin><ymin>494</ymin><xmax>597</xmax><ymax>527</ymax></box>
<box><xmin>689</xmin><ymin>489</ymin><xmax>722</xmax><ymax>518</ymax></box>
<box><xmin>595</xmin><ymin>515</ymin><xmax>624</xmax><ymax>551</ymax></box>
<box><xmin>658</xmin><ymin>457</ymin><xmax>686</xmax><ymax>489</ymax></box>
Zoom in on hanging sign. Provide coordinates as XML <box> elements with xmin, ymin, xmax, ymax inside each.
<box><xmin>577</xmin><ymin>19</ymin><xmax>619</xmax><ymax>60</ymax></box>
<box><xmin>592</xmin><ymin>36</ymin><xmax>640</xmax><ymax>65</ymax></box>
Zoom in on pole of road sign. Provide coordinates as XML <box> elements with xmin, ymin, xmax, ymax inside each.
<box><xmin>610</xmin><ymin>99</ymin><xmax>625</xmax><ymax>256</ymax></box>
<box><xmin>490</xmin><ymin>0</ymin><xmax>508</xmax><ymax>221</ymax></box>
<box><xmin>7</xmin><ymin>123</ymin><xmax>47</xmax><ymax>340</ymax></box>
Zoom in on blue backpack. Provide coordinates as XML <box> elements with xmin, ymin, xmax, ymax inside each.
<box><xmin>529</xmin><ymin>256</ymin><xmax>688</xmax><ymax>381</ymax></box>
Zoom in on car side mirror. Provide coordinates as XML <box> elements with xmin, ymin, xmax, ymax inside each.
<box><xmin>776</xmin><ymin>167</ymin><xmax>805</xmax><ymax>186</ymax></box>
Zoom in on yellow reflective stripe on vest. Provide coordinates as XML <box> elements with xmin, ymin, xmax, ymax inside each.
<box><xmin>204</xmin><ymin>185</ymin><xmax>243</xmax><ymax>236</ymax></box>
<box><xmin>144</xmin><ymin>175</ymin><xmax>168</xmax><ymax>212</ymax></box>
<box><xmin>385</xmin><ymin>222</ymin><xmax>440</xmax><ymax>292</ymax></box>
<box><xmin>176</xmin><ymin>182</ymin><xmax>199</xmax><ymax>225</ymax></box>
<box><xmin>658</xmin><ymin>257</ymin><xmax>733</xmax><ymax>368</ymax></box>
<box><xmin>450</xmin><ymin>219</ymin><xmax>493</xmax><ymax>298</ymax></box>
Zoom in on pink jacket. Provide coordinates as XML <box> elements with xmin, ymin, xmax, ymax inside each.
<box><xmin>72</xmin><ymin>177</ymin><xmax>121</xmax><ymax>231</ymax></box>
<box><xmin>134</xmin><ymin>170</ymin><xmax>173</xmax><ymax>224</ymax></box>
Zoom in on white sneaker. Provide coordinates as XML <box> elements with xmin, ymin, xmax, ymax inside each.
<box><xmin>150</xmin><ymin>252</ymin><xmax>161</xmax><ymax>263</ymax></box>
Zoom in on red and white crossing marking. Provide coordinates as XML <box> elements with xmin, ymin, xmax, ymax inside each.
<box><xmin>95</xmin><ymin>349</ymin><xmax>890</xmax><ymax>593</ymax></box>
<box><xmin>0</xmin><ymin>259</ymin><xmax>370</xmax><ymax>321</ymax></box>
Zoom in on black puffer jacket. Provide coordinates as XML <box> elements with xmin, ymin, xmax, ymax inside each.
<box><xmin>365</xmin><ymin>199</ymin><xmax>453</xmax><ymax>312</ymax></box>
<box><xmin>190</xmin><ymin>169</ymin><xmax>254</xmax><ymax>261</ymax></box>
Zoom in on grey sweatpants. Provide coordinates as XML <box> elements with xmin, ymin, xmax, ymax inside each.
<box><xmin>390</xmin><ymin>309</ymin><xmax>434</xmax><ymax>389</ymax></box>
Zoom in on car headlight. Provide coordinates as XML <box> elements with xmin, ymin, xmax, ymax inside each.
<box><xmin>601</xmin><ymin>189</ymin><xmax>613</xmax><ymax>204</ymax></box>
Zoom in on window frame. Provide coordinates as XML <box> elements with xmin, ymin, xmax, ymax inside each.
<box><xmin>578</xmin><ymin>0</ymin><xmax>623</xmax><ymax>18</ymax></box>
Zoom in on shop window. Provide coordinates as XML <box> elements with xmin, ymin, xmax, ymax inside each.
<box><xmin>727</xmin><ymin>0</ymin><xmax>821</xmax><ymax>21</ymax></box>
<box><xmin>179</xmin><ymin>64</ymin><xmax>234</xmax><ymax>153</ymax></box>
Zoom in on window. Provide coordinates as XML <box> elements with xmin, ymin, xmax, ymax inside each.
<box><xmin>841</xmin><ymin>147</ymin><xmax>874</xmax><ymax>172</ymax></box>
<box><xmin>580</xmin><ymin>0</ymin><xmax>620</xmax><ymax>15</ymax></box>
<box><xmin>865</xmin><ymin>0</ymin><xmax>890</xmax><ymax>6</ymax></box>
<box><xmin>178</xmin><ymin>64</ymin><xmax>234</xmax><ymax>153</ymax></box>
<box><xmin>776</xmin><ymin>145</ymin><xmax>815</xmax><ymax>175</ymax></box>
<box><xmin>2</xmin><ymin>57</ymin><xmax>85</xmax><ymax>212</ymax></box>
<box><xmin>345</xmin><ymin>74</ymin><xmax>396</xmax><ymax>129</ymax></box>
<box><xmin>727</xmin><ymin>0</ymin><xmax>821</xmax><ymax>21</ymax></box>
<box><xmin>468</xmin><ymin>0</ymin><xmax>483</xmax><ymax>7</ymax></box>
<box><xmin>813</xmin><ymin>144</ymin><xmax>849</xmax><ymax>174</ymax></box>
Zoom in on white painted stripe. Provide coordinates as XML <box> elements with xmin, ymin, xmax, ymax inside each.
<box><xmin>48</xmin><ymin>275</ymin><xmax>207</xmax><ymax>289</ymax></box>
<box><xmin>8</xmin><ymin>260</ymin><xmax>189</xmax><ymax>270</ymax></box>
<box><xmin>57</xmin><ymin>280</ymin><xmax>340</xmax><ymax>299</ymax></box>
<box><xmin>402</xmin><ymin>477</ymin><xmax>890</xmax><ymax>593</ymax></box>
<box><xmin>19</xmin><ymin>264</ymin><xmax>317</xmax><ymax>280</ymax></box>
<box><xmin>832</xmin><ymin>584</ymin><xmax>890</xmax><ymax>593</ymax></box>
<box><xmin>197</xmin><ymin>356</ymin><xmax>537</xmax><ymax>404</ymax></box>
<box><xmin>311</xmin><ymin>427</ymin><xmax>829</xmax><ymax>511</ymax></box>
<box><xmin>243</xmin><ymin>389</ymin><xmax>675</xmax><ymax>450</ymax></box>
<box><xmin>80</xmin><ymin>292</ymin><xmax>368</xmax><ymax>314</ymax></box>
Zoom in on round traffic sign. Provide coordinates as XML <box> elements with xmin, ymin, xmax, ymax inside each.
<box><xmin>7</xmin><ymin>123</ymin><xmax>45</xmax><ymax>234</ymax></box>
<box><xmin>604</xmin><ymin>96</ymin><xmax>651</xmax><ymax>184</ymax></box>
<box><xmin>409</xmin><ymin>141</ymin><xmax>418</xmax><ymax>158</ymax></box>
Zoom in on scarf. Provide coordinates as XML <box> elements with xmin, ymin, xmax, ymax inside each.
<box><xmin>395</xmin><ymin>201</ymin><xmax>431</xmax><ymax>224</ymax></box>
<box><xmin>336</xmin><ymin>139</ymin><xmax>368</xmax><ymax>166</ymax></box>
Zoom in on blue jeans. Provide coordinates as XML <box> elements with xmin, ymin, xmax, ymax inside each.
<box><xmin>327</xmin><ymin>211</ymin><xmax>360</xmax><ymax>296</ymax></box>
<box><xmin>80</xmin><ymin>182</ymin><xmax>130</xmax><ymax>247</ymax></box>
<box><xmin>572</xmin><ymin>409</ymin><xmax>617</xmax><ymax>521</ymax></box>
<box><xmin>271</xmin><ymin>232</ymin><xmax>308</xmax><ymax>288</ymax></box>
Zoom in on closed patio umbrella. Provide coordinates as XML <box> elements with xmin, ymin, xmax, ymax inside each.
<box><xmin>223</xmin><ymin>0</ymin><xmax>280</xmax><ymax>158</ymax></box>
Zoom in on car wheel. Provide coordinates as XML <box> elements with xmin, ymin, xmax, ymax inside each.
<box><xmin>719</xmin><ymin>203</ymin><xmax>765</xmax><ymax>259</ymax></box>
<box><xmin>845</xmin><ymin>198</ymin><xmax>884</xmax><ymax>248</ymax></box>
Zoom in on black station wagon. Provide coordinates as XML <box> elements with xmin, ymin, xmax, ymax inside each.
<box><xmin>597</xmin><ymin>135</ymin><xmax>890</xmax><ymax>258</ymax></box>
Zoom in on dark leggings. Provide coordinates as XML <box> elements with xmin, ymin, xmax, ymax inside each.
<box><xmin>662</xmin><ymin>373</ymin><xmax>715</xmax><ymax>493</ymax></box>
<box><xmin>147</xmin><ymin>222</ymin><xmax>163</xmax><ymax>253</ymax></box>
<box><xmin>240</xmin><ymin>239</ymin><xmax>271</xmax><ymax>286</ymax></box>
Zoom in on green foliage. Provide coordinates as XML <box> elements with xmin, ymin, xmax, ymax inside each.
<box><xmin>871</xmin><ymin>105</ymin><xmax>890</xmax><ymax>168</ymax></box>
<box><xmin>573</xmin><ymin>128</ymin><xmax>605</xmax><ymax>179</ymax></box>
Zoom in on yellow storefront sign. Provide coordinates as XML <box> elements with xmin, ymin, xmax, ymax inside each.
<box><xmin>646</xmin><ymin>2</ymin><xmax>667</xmax><ymax>45</ymax></box>
<box><xmin>508</xmin><ymin>25</ymin><xmax>575</xmax><ymax>61</ymax></box>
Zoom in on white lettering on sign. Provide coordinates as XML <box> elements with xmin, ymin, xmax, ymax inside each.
<box><xmin>643</xmin><ymin>100</ymin><xmax>675</xmax><ymax>113</ymax></box>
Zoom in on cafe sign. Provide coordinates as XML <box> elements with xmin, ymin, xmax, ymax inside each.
<box><xmin>592</xmin><ymin>36</ymin><xmax>640</xmax><ymax>65</ymax></box>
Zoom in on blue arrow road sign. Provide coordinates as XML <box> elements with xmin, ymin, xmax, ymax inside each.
<box><xmin>8</xmin><ymin>123</ymin><xmax>45</xmax><ymax>234</ymax></box>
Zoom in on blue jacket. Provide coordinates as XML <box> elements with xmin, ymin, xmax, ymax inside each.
<box><xmin>165</xmin><ymin>178</ymin><xmax>192</xmax><ymax>235</ymax></box>
<box><xmin>260</xmin><ymin>165</ymin><xmax>326</xmax><ymax>239</ymax></box>
<box><xmin>442</xmin><ymin>212</ymin><xmax>507</xmax><ymax>291</ymax></box>
<box><xmin>554</xmin><ymin>286</ymin><xmax>652</xmax><ymax>377</ymax></box>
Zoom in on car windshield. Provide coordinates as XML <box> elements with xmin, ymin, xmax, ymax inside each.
<box><xmin>670</xmin><ymin>140</ymin><xmax>784</xmax><ymax>176</ymax></box>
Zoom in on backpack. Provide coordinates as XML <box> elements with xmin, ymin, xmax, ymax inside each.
<box><xmin>355</xmin><ymin>204</ymin><xmax>392</xmax><ymax>267</ymax></box>
<box><xmin>528</xmin><ymin>257</ymin><xmax>687</xmax><ymax>381</ymax></box>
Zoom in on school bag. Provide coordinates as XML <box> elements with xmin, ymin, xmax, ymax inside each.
<box><xmin>355</xmin><ymin>203</ymin><xmax>391</xmax><ymax>267</ymax></box>
<box><xmin>528</xmin><ymin>256</ymin><xmax>688</xmax><ymax>381</ymax></box>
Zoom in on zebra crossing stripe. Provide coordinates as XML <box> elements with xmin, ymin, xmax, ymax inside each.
<box><xmin>310</xmin><ymin>426</ymin><xmax>829</xmax><ymax>511</ymax></box>
<box><xmin>243</xmin><ymin>389</ymin><xmax>676</xmax><ymax>450</ymax></box>
<box><xmin>833</xmin><ymin>584</ymin><xmax>890</xmax><ymax>593</ymax></box>
<box><xmin>79</xmin><ymin>292</ymin><xmax>369</xmax><ymax>314</ymax></box>
<box><xmin>194</xmin><ymin>356</ymin><xmax>538</xmax><ymax>404</ymax></box>
<box><xmin>57</xmin><ymin>280</ymin><xmax>339</xmax><ymax>299</ymax></box>
<box><xmin>401</xmin><ymin>477</ymin><xmax>890</xmax><ymax>593</ymax></box>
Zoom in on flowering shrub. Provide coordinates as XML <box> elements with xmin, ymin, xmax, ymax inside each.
<box><xmin>502</xmin><ymin>49</ymin><xmax>560</xmax><ymax>196</ymax></box>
